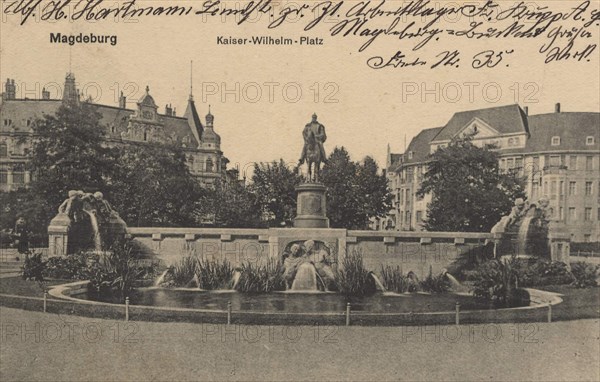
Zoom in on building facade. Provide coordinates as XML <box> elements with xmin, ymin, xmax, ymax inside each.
<box><xmin>0</xmin><ymin>73</ymin><xmax>227</xmax><ymax>191</ymax></box>
<box><xmin>380</xmin><ymin>104</ymin><xmax>600</xmax><ymax>243</ymax></box>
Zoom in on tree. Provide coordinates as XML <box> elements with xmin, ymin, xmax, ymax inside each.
<box><xmin>417</xmin><ymin>135</ymin><xmax>525</xmax><ymax>232</ymax></box>
<box><xmin>110</xmin><ymin>143</ymin><xmax>204</xmax><ymax>227</ymax></box>
<box><xmin>321</xmin><ymin>147</ymin><xmax>391</xmax><ymax>229</ymax></box>
<box><xmin>250</xmin><ymin>160</ymin><xmax>302</xmax><ymax>226</ymax></box>
<box><xmin>197</xmin><ymin>169</ymin><xmax>263</xmax><ymax>228</ymax></box>
<box><xmin>28</xmin><ymin>102</ymin><xmax>115</xmax><ymax>227</ymax></box>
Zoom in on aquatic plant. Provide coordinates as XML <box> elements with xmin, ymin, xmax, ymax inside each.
<box><xmin>196</xmin><ymin>257</ymin><xmax>235</xmax><ymax>290</ymax></box>
<box><xmin>419</xmin><ymin>266</ymin><xmax>451</xmax><ymax>293</ymax></box>
<box><xmin>234</xmin><ymin>258</ymin><xmax>286</xmax><ymax>293</ymax></box>
<box><xmin>334</xmin><ymin>249</ymin><xmax>376</xmax><ymax>297</ymax></box>
<box><xmin>379</xmin><ymin>265</ymin><xmax>410</xmax><ymax>293</ymax></box>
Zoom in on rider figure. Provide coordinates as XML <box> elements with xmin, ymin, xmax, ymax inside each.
<box><xmin>299</xmin><ymin>113</ymin><xmax>328</xmax><ymax>166</ymax></box>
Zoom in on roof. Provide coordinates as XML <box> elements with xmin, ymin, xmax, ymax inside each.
<box><xmin>0</xmin><ymin>99</ymin><xmax>199</xmax><ymax>146</ymax></box>
<box><xmin>387</xmin><ymin>107</ymin><xmax>599</xmax><ymax>171</ymax></box>
<box><xmin>523</xmin><ymin>112</ymin><xmax>599</xmax><ymax>153</ymax></box>
<box><xmin>389</xmin><ymin>127</ymin><xmax>442</xmax><ymax>172</ymax></box>
<box><xmin>138</xmin><ymin>87</ymin><xmax>157</xmax><ymax>108</ymax></box>
<box><xmin>183</xmin><ymin>99</ymin><xmax>204</xmax><ymax>144</ymax></box>
<box><xmin>432</xmin><ymin>104</ymin><xmax>529</xmax><ymax>142</ymax></box>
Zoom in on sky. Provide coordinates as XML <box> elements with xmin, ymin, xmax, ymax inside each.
<box><xmin>1</xmin><ymin>0</ymin><xmax>599</xmax><ymax>177</ymax></box>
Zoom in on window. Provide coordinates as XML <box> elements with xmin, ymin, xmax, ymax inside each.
<box><xmin>12</xmin><ymin>171</ymin><xmax>24</xmax><ymax>185</ymax></box>
<box><xmin>0</xmin><ymin>170</ymin><xmax>7</xmax><ymax>184</ymax></box>
<box><xmin>399</xmin><ymin>189</ymin><xmax>404</xmax><ymax>205</ymax></box>
<box><xmin>405</xmin><ymin>211</ymin><xmax>410</xmax><ymax>225</ymax></box>
<box><xmin>206</xmin><ymin>158</ymin><xmax>214</xmax><ymax>172</ymax></box>
<box><xmin>532</xmin><ymin>182</ymin><xmax>539</xmax><ymax>199</ymax></box>
<box><xmin>569</xmin><ymin>181</ymin><xmax>577</xmax><ymax>195</ymax></box>
<box><xmin>568</xmin><ymin>207</ymin><xmax>576</xmax><ymax>221</ymax></box>
<box><xmin>586</xmin><ymin>136</ymin><xmax>595</xmax><ymax>145</ymax></box>
<box><xmin>3</xmin><ymin>119</ymin><xmax>12</xmax><ymax>126</ymax></box>
<box><xmin>508</xmin><ymin>138</ymin><xmax>514</xmax><ymax>146</ymax></box>
<box><xmin>585</xmin><ymin>182</ymin><xmax>593</xmax><ymax>196</ymax></box>
<box><xmin>559</xmin><ymin>207</ymin><xmax>564</xmax><ymax>220</ymax></box>
<box><xmin>559</xmin><ymin>181</ymin><xmax>564</xmax><ymax>196</ymax></box>
<box><xmin>0</xmin><ymin>143</ymin><xmax>6</xmax><ymax>158</ymax></box>
<box><xmin>500</xmin><ymin>159</ymin><xmax>506</xmax><ymax>170</ymax></box>
<box><xmin>586</xmin><ymin>156</ymin><xmax>593</xmax><ymax>171</ymax></box>
<box><xmin>507</xmin><ymin>158</ymin><xmax>515</xmax><ymax>169</ymax></box>
<box><xmin>551</xmin><ymin>136</ymin><xmax>561</xmax><ymax>146</ymax></box>
<box><xmin>408</xmin><ymin>151</ymin><xmax>413</xmax><ymax>159</ymax></box>
<box><xmin>26</xmin><ymin>119</ymin><xmax>31</xmax><ymax>127</ymax></box>
<box><xmin>550</xmin><ymin>181</ymin><xmax>557</xmax><ymax>199</ymax></box>
<box><xmin>143</xmin><ymin>131</ymin><xmax>147</xmax><ymax>141</ymax></box>
<box><xmin>569</xmin><ymin>155</ymin><xmax>577</xmax><ymax>170</ymax></box>
<box><xmin>584</xmin><ymin>208</ymin><xmax>592</xmax><ymax>221</ymax></box>
<box><xmin>549</xmin><ymin>155</ymin><xmax>560</xmax><ymax>167</ymax></box>
<box><xmin>532</xmin><ymin>156</ymin><xmax>540</xmax><ymax>172</ymax></box>
<box><xmin>584</xmin><ymin>234</ymin><xmax>591</xmax><ymax>243</ymax></box>
<box><xmin>416</xmin><ymin>211</ymin><xmax>423</xmax><ymax>223</ymax></box>
<box><xmin>515</xmin><ymin>157</ymin><xmax>523</xmax><ymax>170</ymax></box>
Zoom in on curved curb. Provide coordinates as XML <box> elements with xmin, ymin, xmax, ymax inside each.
<box><xmin>45</xmin><ymin>280</ymin><xmax>565</xmax><ymax>317</ymax></box>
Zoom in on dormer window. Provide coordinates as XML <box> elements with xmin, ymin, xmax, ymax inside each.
<box><xmin>551</xmin><ymin>136</ymin><xmax>561</xmax><ymax>146</ymax></box>
<box><xmin>586</xmin><ymin>136</ymin><xmax>595</xmax><ymax>145</ymax></box>
<box><xmin>408</xmin><ymin>151</ymin><xmax>413</xmax><ymax>159</ymax></box>
<box><xmin>508</xmin><ymin>138</ymin><xmax>514</xmax><ymax>146</ymax></box>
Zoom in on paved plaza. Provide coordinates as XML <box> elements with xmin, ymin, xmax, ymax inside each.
<box><xmin>1</xmin><ymin>307</ymin><xmax>598</xmax><ymax>381</ymax></box>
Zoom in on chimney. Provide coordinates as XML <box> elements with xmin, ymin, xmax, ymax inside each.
<box><xmin>42</xmin><ymin>87</ymin><xmax>50</xmax><ymax>100</ymax></box>
<box><xmin>555</xmin><ymin>103</ymin><xmax>561</xmax><ymax>113</ymax></box>
<box><xmin>172</xmin><ymin>107</ymin><xmax>176</xmax><ymax>117</ymax></box>
<box><xmin>524</xmin><ymin>106</ymin><xmax>528</xmax><ymax>115</ymax></box>
<box><xmin>118</xmin><ymin>91</ymin><xmax>126</xmax><ymax>108</ymax></box>
<box><xmin>4</xmin><ymin>78</ymin><xmax>16</xmax><ymax>100</ymax></box>
<box><xmin>165</xmin><ymin>103</ymin><xmax>172</xmax><ymax>116</ymax></box>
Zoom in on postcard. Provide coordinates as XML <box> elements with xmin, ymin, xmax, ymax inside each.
<box><xmin>1</xmin><ymin>1</ymin><xmax>599</xmax><ymax>381</ymax></box>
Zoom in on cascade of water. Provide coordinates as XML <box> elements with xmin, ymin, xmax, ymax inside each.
<box><xmin>370</xmin><ymin>273</ymin><xmax>387</xmax><ymax>292</ymax></box>
<box><xmin>516</xmin><ymin>216</ymin><xmax>533</xmax><ymax>256</ymax></box>
<box><xmin>154</xmin><ymin>269</ymin><xmax>170</xmax><ymax>287</ymax></box>
<box><xmin>187</xmin><ymin>274</ymin><xmax>201</xmax><ymax>289</ymax></box>
<box><xmin>291</xmin><ymin>263</ymin><xmax>318</xmax><ymax>291</ymax></box>
<box><xmin>314</xmin><ymin>269</ymin><xmax>327</xmax><ymax>291</ymax></box>
<box><xmin>85</xmin><ymin>210</ymin><xmax>103</xmax><ymax>252</ymax></box>
<box><xmin>231</xmin><ymin>271</ymin><xmax>241</xmax><ymax>290</ymax></box>
<box><xmin>444</xmin><ymin>272</ymin><xmax>462</xmax><ymax>289</ymax></box>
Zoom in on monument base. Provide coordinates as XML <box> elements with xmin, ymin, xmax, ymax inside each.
<box><xmin>294</xmin><ymin>183</ymin><xmax>329</xmax><ymax>229</ymax></box>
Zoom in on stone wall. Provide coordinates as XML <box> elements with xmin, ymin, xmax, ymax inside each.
<box><xmin>127</xmin><ymin>227</ymin><xmax>494</xmax><ymax>278</ymax></box>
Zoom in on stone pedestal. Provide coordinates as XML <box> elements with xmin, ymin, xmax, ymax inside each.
<box><xmin>48</xmin><ymin>213</ymin><xmax>70</xmax><ymax>257</ymax></box>
<box><xmin>548</xmin><ymin>223</ymin><xmax>571</xmax><ymax>266</ymax></box>
<box><xmin>294</xmin><ymin>183</ymin><xmax>329</xmax><ymax>228</ymax></box>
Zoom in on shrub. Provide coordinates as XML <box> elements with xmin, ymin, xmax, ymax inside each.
<box><xmin>420</xmin><ymin>266</ymin><xmax>451</xmax><ymax>293</ymax></box>
<box><xmin>570</xmin><ymin>262</ymin><xmax>599</xmax><ymax>288</ymax></box>
<box><xmin>334</xmin><ymin>250</ymin><xmax>376</xmax><ymax>297</ymax></box>
<box><xmin>43</xmin><ymin>252</ymin><xmax>92</xmax><ymax>280</ymax></box>
<box><xmin>470</xmin><ymin>256</ymin><xmax>521</xmax><ymax>307</ymax></box>
<box><xmin>513</xmin><ymin>259</ymin><xmax>573</xmax><ymax>287</ymax></box>
<box><xmin>87</xmin><ymin>238</ymin><xmax>150</xmax><ymax>302</ymax></box>
<box><xmin>235</xmin><ymin>258</ymin><xmax>285</xmax><ymax>293</ymax></box>
<box><xmin>21</xmin><ymin>252</ymin><xmax>45</xmax><ymax>281</ymax></box>
<box><xmin>379</xmin><ymin>265</ymin><xmax>409</xmax><ymax>293</ymax></box>
<box><xmin>167</xmin><ymin>256</ymin><xmax>199</xmax><ymax>287</ymax></box>
<box><xmin>197</xmin><ymin>258</ymin><xmax>235</xmax><ymax>290</ymax></box>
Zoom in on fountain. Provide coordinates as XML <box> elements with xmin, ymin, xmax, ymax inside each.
<box><xmin>491</xmin><ymin>197</ymin><xmax>554</xmax><ymax>259</ymax></box>
<box><xmin>370</xmin><ymin>272</ymin><xmax>387</xmax><ymax>292</ymax></box>
<box><xmin>291</xmin><ymin>263</ymin><xmax>318</xmax><ymax>291</ymax></box>
<box><xmin>48</xmin><ymin>190</ymin><xmax>127</xmax><ymax>257</ymax></box>
<box><xmin>55</xmin><ymin>114</ymin><xmax>545</xmax><ymax>319</ymax></box>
